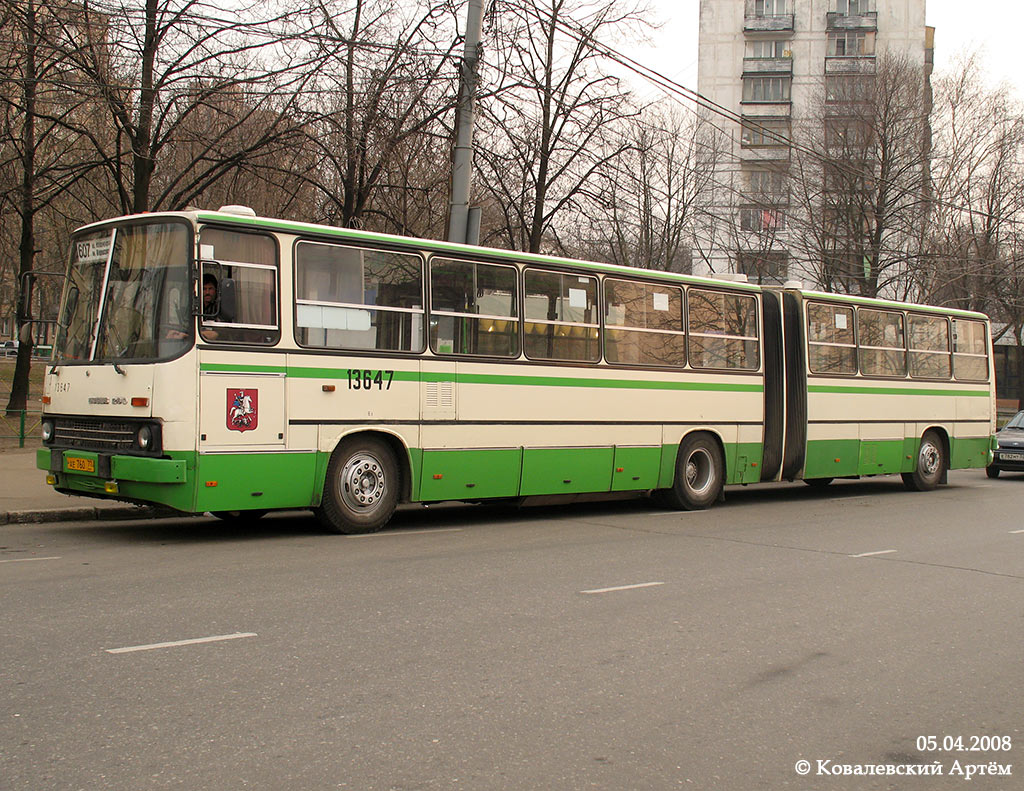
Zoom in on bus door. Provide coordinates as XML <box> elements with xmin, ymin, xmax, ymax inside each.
<box><xmin>760</xmin><ymin>290</ymin><xmax>808</xmax><ymax>481</ymax></box>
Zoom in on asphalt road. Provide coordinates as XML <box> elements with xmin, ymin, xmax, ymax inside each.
<box><xmin>2</xmin><ymin>472</ymin><xmax>1022</xmax><ymax>790</ymax></box>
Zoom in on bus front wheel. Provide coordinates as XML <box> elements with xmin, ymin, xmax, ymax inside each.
<box><xmin>902</xmin><ymin>430</ymin><xmax>945</xmax><ymax>491</ymax></box>
<box><xmin>661</xmin><ymin>433</ymin><xmax>724</xmax><ymax>510</ymax></box>
<box><xmin>317</xmin><ymin>436</ymin><xmax>399</xmax><ymax>534</ymax></box>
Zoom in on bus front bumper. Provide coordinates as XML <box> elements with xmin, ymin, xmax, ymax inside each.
<box><xmin>37</xmin><ymin>448</ymin><xmax>190</xmax><ymax>507</ymax></box>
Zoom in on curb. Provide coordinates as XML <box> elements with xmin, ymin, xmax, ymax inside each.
<box><xmin>0</xmin><ymin>505</ymin><xmax>191</xmax><ymax>526</ymax></box>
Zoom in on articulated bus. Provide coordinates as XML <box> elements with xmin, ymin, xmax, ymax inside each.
<box><xmin>36</xmin><ymin>207</ymin><xmax>996</xmax><ymax>533</ymax></box>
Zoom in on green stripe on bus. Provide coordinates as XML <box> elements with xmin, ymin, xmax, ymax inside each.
<box><xmin>808</xmin><ymin>384</ymin><xmax>990</xmax><ymax>397</ymax></box>
<box><xmin>287</xmin><ymin>366</ymin><xmax>763</xmax><ymax>392</ymax></box>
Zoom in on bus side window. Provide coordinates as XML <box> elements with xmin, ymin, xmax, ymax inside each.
<box><xmin>908</xmin><ymin>314</ymin><xmax>951</xmax><ymax>379</ymax></box>
<box><xmin>198</xmin><ymin>228</ymin><xmax>279</xmax><ymax>344</ymax></box>
<box><xmin>807</xmin><ymin>302</ymin><xmax>856</xmax><ymax>374</ymax></box>
<box><xmin>523</xmin><ymin>269</ymin><xmax>600</xmax><ymax>363</ymax></box>
<box><xmin>952</xmin><ymin>319</ymin><xmax>989</xmax><ymax>381</ymax></box>
<box><xmin>858</xmin><ymin>308</ymin><xmax>905</xmax><ymax>377</ymax></box>
<box><xmin>604</xmin><ymin>278</ymin><xmax>685</xmax><ymax>367</ymax></box>
<box><xmin>687</xmin><ymin>289</ymin><xmax>759</xmax><ymax>370</ymax></box>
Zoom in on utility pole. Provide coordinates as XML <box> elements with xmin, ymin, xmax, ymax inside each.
<box><xmin>448</xmin><ymin>0</ymin><xmax>485</xmax><ymax>245</ymax></box>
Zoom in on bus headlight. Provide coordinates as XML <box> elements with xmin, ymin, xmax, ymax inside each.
<box><xmin>41</xmin><ymin>420</ymin><xmax>54</xmax><ymax>443</ymax></box>
<box><xmin>137</xmin><ymin>425</ymin><xmax>153</xmax><ymax>450</ymax></box>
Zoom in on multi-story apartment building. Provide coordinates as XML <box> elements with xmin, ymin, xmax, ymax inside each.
<box><xmin>696</xmin><ymin>0</ymin><xmax>932</xmax><ymax>287</ymax></box>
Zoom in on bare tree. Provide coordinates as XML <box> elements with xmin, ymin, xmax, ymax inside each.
<box><xmin>574</xmin><ymin>106</ymin><xmax>721</xmax><ymax>272</ymax></box>
<box><xmin>476</xmin><ymin>0</ymin><xmax>648</xmax><ymax>254</ymax></box>
<box><xmin>44</xmin><ymin>0</ymin><xmax>333</xmax><ymax>214</ymax></box>
<box><xmin>789</xmin><ymin>53</ymin><xmax>932</xmax><ymax>298</ymax></box>
<box><xmin>0</xmin><ymin>0</ymin><xmax>102</xmax><ymax>413</ymax></box>
<box><xmin>298</xmin><ymin>0</ymin><xmax>460</xmax><ymax>232</ymax></box>
<box><xmin>918</xmin><ymin>56</ymin><xmax>1024</xmax><ymax>313</ymax></box>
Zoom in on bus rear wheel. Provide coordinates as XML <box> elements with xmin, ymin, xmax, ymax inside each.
<box><xmin>902</xmin><ymin>430</ymin><xmax>945</xmax><ymax>491</ymax></box>
<box><xmin>316</xmin><ymin>436</ymin><xmax>399</xmax><ymax>534</ymax></box>
<box><xmin>660</xmin><ymin>433</ymin><xmax>724</xmax><ymax>510</ymax></box>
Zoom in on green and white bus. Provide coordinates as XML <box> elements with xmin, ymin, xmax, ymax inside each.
<box><xmin>36</xmin><ymin>207</ymin><xmax>995</xmax><ymax>532</ymax></box>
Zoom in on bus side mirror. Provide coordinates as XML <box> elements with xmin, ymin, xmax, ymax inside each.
<box><xmin>219</xmin><ymin>278</ymin><xmax>237</xmax><ymax>323</ymax></box>
<box><xmin>19</xmin><ymin>269</ymin><xmax>66</xmax><ymax>341</ymax></box>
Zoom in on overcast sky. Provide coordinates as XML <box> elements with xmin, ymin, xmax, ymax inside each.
<box><xmin>628</xmin><ymin>1</ymin><xmax>1022</xmax><ymax>100</ymax></box>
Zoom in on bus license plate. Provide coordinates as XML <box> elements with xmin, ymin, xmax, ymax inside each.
<box><xmin>1000</xmin><ymin>452</ymin><xmax>1024</xmax><ymax>462</ymax></box>
<box><xmin>66</xmin><ymin>456</ymin><xmax>95</xmax><ymax>473</ymax></box>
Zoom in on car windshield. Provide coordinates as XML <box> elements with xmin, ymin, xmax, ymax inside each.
<box><xmin>56</xmin><ymin>221</ymin><xmax>192</xmax><ymax>363</ymax></box>
<box><xmin>1003</xmin><ymin>411</ymin><xmax>1024</xmax><ymax>430</ymax></box>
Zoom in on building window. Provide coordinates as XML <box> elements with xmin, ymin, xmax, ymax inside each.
<box><xmin>747</xmin><ymin>169</ymin><xmax>787</xmax><ymax>197</ymax></box>
<box><xmin>754</xmin><ymin>0</ymin><xmax>788</xmax><ymax>16</ymax></box>
<box><xmin>825</xmin><ymin>75</ymin><xmax>874</xmax><ymax>103</ymax></box>
<box><xmin>827</xmin><ymin>31</ymin><xmax>874</xmax><ymax>56</ymax></box>
<box><xmin>741</xmin><ymin>119</ymin><xmax>790</xmax><ymax>147</ymax></box>
<box><xmin>736</xmin><ymin>251</ymin><xmax>788</xmax><ymax>285</ymax></box>
<box><xmin>743</xmin><ymin>76</ymin><xmax>791</xmax><ymax>102</ymax></box>
<box><xmin>746</xmin><ymin>40</ymin><xmax>791</xmax><ymax>58</ymax></box>
<box><xmin>740</xmin><ymin>207</ymin><xmax>786</xmax><ymax>232</ymax></box>
<box><xmin>835</xmin><ymin>0</ymin><xmax>872</xmax><ymax>14</ymax></box>
<box><xmin>824</xmin><ymin>118</ymin><xmax>872</xmax><ymax>149</ymax></box>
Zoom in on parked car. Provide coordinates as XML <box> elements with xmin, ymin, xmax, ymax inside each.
<box><xmin>987</xmin><ymin>410</ymin><xmax>1024</xmax><ymax>477</ymax></box>
<box><xmin>1</xmin><ymin>340</ymin><xmax>17</xmax><ymax>358</ymax></box>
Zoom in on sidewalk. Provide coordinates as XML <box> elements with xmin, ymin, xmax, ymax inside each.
<box><xmin>0</xmin><ymin>447</ymin><xmax>172</xmax><ymax>525</ymax></box>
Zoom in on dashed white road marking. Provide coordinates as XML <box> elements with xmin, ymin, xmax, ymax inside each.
<box><xmin>0</xmin><ymin>556</ymin><xmax>61</xmax><ymax>564</ymax></box>
<box><xmin>105</xmin><ymin>632</ymin><xmax>257</xmax><ymax>654</ymax></box>
<box><xmin>849</xmin><ymin>549</ymin><xmax>898</xmax><ymax>558</ymax></box>
<box><xmin>1010</xmin><ymin>529</ymin><xmax>1024</xmax><ymax>535</ymax></box>
<box><xmin>581</xmin><ymin>582</ymin><xmax>665</xmax><ymax>595</ymax></box>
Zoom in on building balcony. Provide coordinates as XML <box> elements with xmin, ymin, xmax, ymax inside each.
<box><xmin>826</xmin><ymin>11</ymin><xmax>878</xmax><ymax>31</ymax></box>
<box><xmin>739</xmin><ymin>101</ymin><xmax>791</xmax><ymax>118</ymax></box>
<box><xmin>824</xmin><ymin>55</ymin><xmax>876</xmax><ymax>74</ymax></box>
<box><xmin>744</xmin><ymin>14</ymin><xmax>795</xmax><ymax>33</ymax></box>
<box><xmin>743</xmin><ymin>57</ymin><xmax>793</xmax><ymax>75</ymax></box>
<box><xmin>739</xmin><ymin>146</ymin><xmax>791</xmax><ymax>164</ymax></box>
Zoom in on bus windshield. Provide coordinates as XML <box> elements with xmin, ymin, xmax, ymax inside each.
<box><xmin>56</xmin><ymin>221</ymin><xmax>192</xmax><ymax>363</ymax></box>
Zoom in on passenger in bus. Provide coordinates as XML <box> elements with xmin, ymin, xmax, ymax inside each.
<box><xmin>200</xmin><ymin>274</ymin><xmax>219</xmax><ymax>341</ymax></box>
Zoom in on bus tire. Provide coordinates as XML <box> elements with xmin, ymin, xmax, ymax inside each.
<box><xmin>902</xmin><ymin>430</ymin><xmax>945</xmax><ymax>492</ymax></box>
<box><xmin>316</xmin><ymin>436</ymin><xmax>398</xmax><ymax>534</ymax></box>
<box><xmin>661</xmin><ymin>433</ymin><xmax>724</xmax><ymax>510</ymax></box>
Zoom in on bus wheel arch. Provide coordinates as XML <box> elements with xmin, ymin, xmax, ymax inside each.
<box><xmin>316</xmin><ymin>432</ymin><xmax>407</xmax><ymax>534</ymax></box>
<box><xmin>902</xmin><ymin>427</ymin><xmax>948</xmax><ymax>492</ymax></box>
<box><xmin>658</xmin><ymin>430</ymin><xmax>726</xmax><ymax>510</ymax></box>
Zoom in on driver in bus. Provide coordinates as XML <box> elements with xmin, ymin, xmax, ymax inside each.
<box><xmin>199</xmin><ymin>274</ymin><xmax>219</xmax><ymax>340</ymax></box>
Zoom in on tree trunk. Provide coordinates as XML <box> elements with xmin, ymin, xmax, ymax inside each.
<box><xmin>7</xmin><ymin>0</ymin><xmax>37</xmax><ymax>416</ymax></box>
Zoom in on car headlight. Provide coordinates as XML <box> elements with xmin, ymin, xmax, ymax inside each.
<box><xmin>41</xmin><ymin>420</ymin><xmax>54</xmax><ymax>442</ymax></box>
<box><xmin>137</xmin><ymin>425</ymin><xmax>153</xmax><ymax>450</ymax></box>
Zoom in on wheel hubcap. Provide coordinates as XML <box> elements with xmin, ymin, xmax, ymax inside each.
<box><xmin>920</xmin><ymin>441</ymin><xmax>940</xmax><ymax>476</ymax></box>
<box><xmin>340</xmin><ymin>453</ymin><xmax>386</xmax><ymax>511</ymax></box>
<box><xmin>685</xmin><ymin>449</ymin><xmax>714</xmax><ymax>496</ymax></box>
